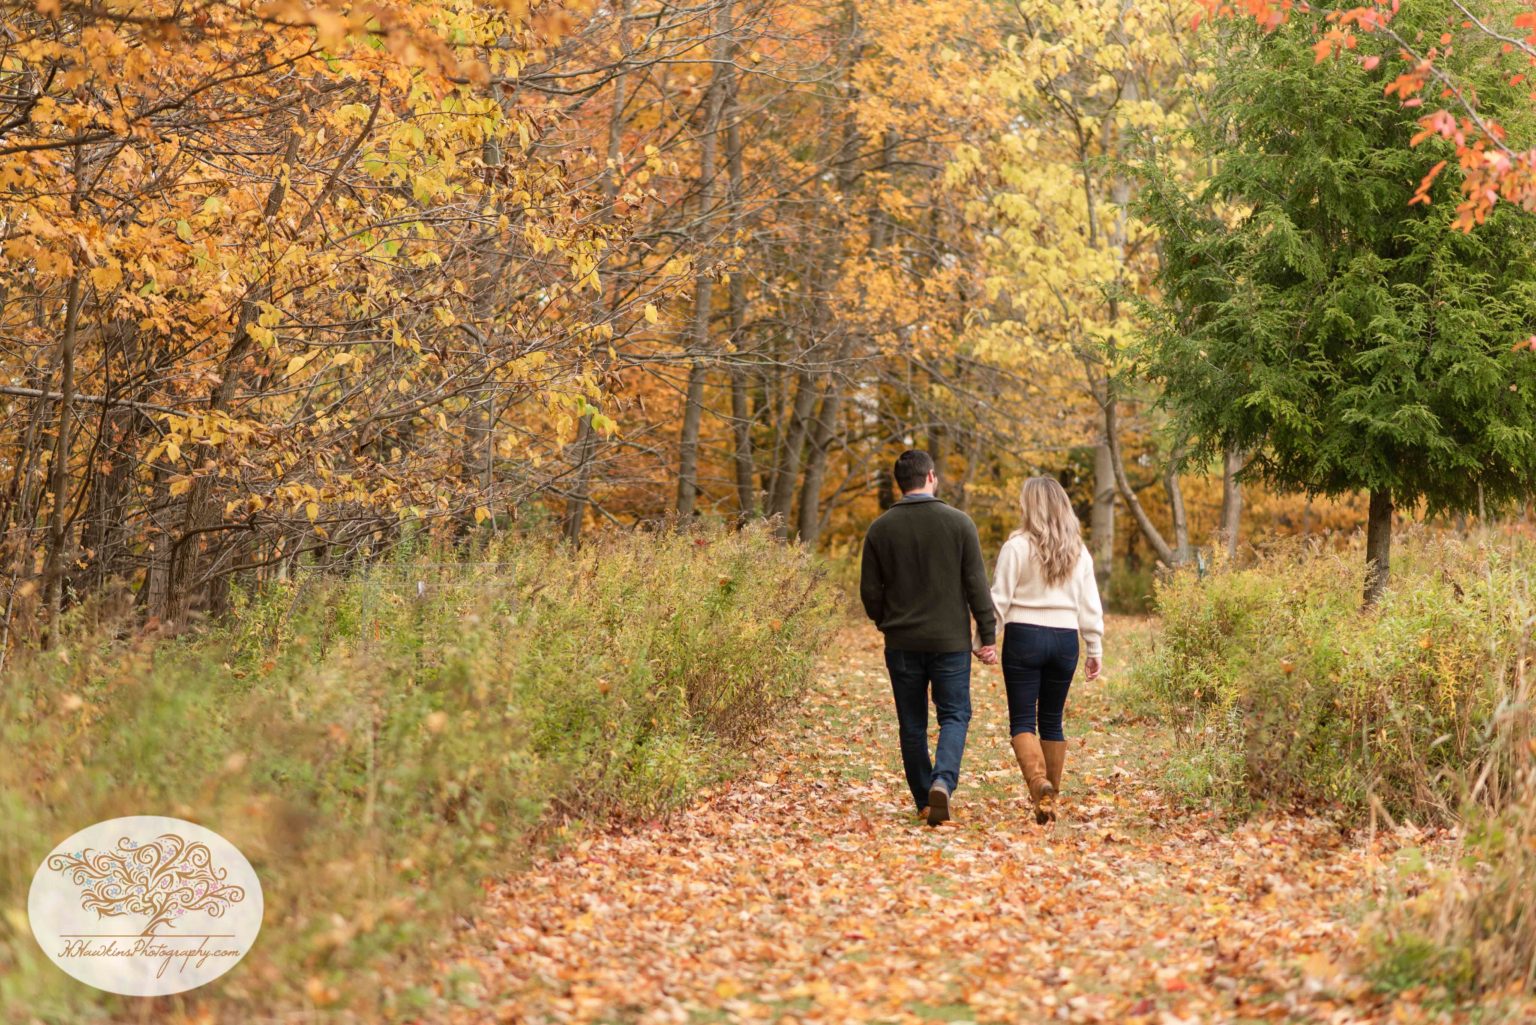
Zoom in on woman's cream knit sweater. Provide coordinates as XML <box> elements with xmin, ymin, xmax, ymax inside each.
<box><xmin>987</xmin><ymin>534</ymin><xmax>1104</xmax><ymax>658</ymax></box>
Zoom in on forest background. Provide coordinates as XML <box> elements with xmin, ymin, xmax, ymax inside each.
<box><xmin>9</xmin><ymin>1</ymin><xmax>1536</xmax><ymax>1019</ymax></box>
<box><xmin>2</xmin><ymin>0</ymin><xmax>1429</xmax><ymax>653</ymax></box>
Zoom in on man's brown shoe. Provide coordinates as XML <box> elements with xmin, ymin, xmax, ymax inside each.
<box><xmin>926</xmin><ymin>782</ymin><xmax>951</xmax><ymax>826</ymax></box>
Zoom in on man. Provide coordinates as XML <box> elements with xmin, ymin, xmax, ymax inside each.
<box><xmin>860</xmin><ymin>450</ymin><xmax>997</xmax><ymax>827</ymax></box>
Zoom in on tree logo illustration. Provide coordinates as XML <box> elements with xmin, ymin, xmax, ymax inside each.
<box><xmin>47</xmin><ymin>832</ymin><xmax>248</xmax><ymax>936</ymax></box>
<box><xmin>30</xmin><ymin>815</ymin><xmax>264</xmax><ymax>996</ymax></box>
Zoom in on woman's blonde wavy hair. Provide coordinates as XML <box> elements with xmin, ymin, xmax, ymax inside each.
<box><xmin>1013</xmin><ymin>476</ymin><xmax>1082</xmax><ymax>587</ymax></box>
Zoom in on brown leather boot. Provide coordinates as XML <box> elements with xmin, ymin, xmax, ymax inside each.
<box><xmin>1010</xmin><ymin>732</ymin><xmax>1056</xmax><ymax>824</ymax></box>
<box><xmin>1042</xmin><ymin>739</ymin><xmax>1067</xmax><ymax>820</ymax></box>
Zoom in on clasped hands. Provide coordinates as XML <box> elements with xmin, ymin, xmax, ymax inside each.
<box><xmin>971</xmin><ymin>645</ymin><xmax>1103</xmax><ymax>681</ymax></box>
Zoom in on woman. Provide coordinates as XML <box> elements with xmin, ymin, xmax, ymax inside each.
<box><xmin>989</xmin><ymin>477</ymin><xmax>1104</xmax><ymax>823</ymax></box>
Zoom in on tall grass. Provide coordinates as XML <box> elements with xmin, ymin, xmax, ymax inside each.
<box><xmin>1117</xmin><ymin>529</ymin><xmax>1536</xmax><ymax>1000</ymax></box>
<box><xmin>0</xmin><ymin>526</ymin><xmax>839</xmax><ymax>1024</ymax></box>
<box><xmin>1369</xmin><ymin>606</ymin><xmax>1536</xmax><ymax>1001</ymax></box>
<box><xmin>1117</xmin><ymin>531</ymin><xmax>1534</xmax><ymax>820</ymax></box>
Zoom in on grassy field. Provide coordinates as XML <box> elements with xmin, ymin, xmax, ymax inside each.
<box><xmin>0</xmin><ymin>527</ymin><xmax>839</xmax><ymax>1024</ymax></box>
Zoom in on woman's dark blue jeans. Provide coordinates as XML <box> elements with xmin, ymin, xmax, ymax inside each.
<box><xmin>884</xmin><ymin>649</ymin><xmax>972</xmax><ymax>811</ymax></box>
<box><xmin>1001</xmin><ymin>623</ymin><xmax>1078</xmax><ymax>741</ymax></box>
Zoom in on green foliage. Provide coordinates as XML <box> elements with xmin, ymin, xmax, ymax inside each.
<box><xmin>0</xmin><ymin>527</ymin><xmax>838</xmax><ymax>1023</ymax></box>
<box><xmin>1137</xmin><ymin>3</ymin><xmax>1536</xmax><ymax>519</ymax></box>
<box><xmin>1117</xmin><ymin>531</ymin><xmax>1534</xmax><ymax>820</ymax></box>
<box><xmin>1368</xmin><ymin>642</ymin><xmax>1536</xmax><ymax>1001</ymax></box>
<box><xmin>1366</xmin><ymin>927</ymin><xmax>1474</xmax><ymax>999</ymax></box>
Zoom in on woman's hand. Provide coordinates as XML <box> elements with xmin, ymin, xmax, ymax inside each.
<box><xmin>1085</xmin><ymin>656</ymin><xmax>1102</xmax><ymax>681</ymax></box>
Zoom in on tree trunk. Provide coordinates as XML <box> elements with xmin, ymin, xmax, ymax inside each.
<box><xmin>758</xmin><ymin>353</ymin><xmax>786</xmax><ymax>500</ymax></box>
<box><xmin>1103</xmin><ymin>393</ymin><xmax>1179</xmax><ymax>566</ymax></box>
<box><xmin>1219</xmin><ymin>443</ymin><xmax>1244</xmax><ymax>561</ymax></box>
<box><xmin>84</xmin><ymin>407</ymin><xmax>136</xmax><ymax>589</ymax></box>
<box><xmin>674</xmin><ymin>0</ymin><xmax>734</xmax><ymax>521</ymax></box>
<box><xmin>460</xmin><ymin>331</ymin><xmax>494</xmax><ymax>531</ymax></box>
<box><xmin>1364</xmin><ymin>488</ymin><xmax>1393</xmax><ymax>605</ymax></box>
<box><xmin>796</xmin><ymin>375</ymin><xmax>847</xmax><ymax>543</ymax></box>
<box><xmin>562</xmin><ymin>413</ymin><xmax>597</xmax><ymax>543</ymax></box>
<box><xmin>926</xmin><ymin>424</ymin><xmax>948</xmax><ymax>488</ymax></box>
<box><xmin>0</xmin><ymin>371</ymin><xmax>52</xmax><ymax>660</ymax></box>
<box><xmin>1090</xmin><ymin>439</ymin><xmax>1115</xmax><ymax>587</ymax></box>
<box><xmin>562</xmin><ymin>0</ymin><xmax>634</xmax><ymax>545</ymax></box>
<box><xmin>1080</xmin><ymin>57</ymin><xmax>1169</xmax><ymax>573</ymax></box>
<box><xmin>765</xmin><ymin>370</ymin><xmax>816</xmax><ymax>535</ymax></box>
<box><xmin>142</xmin><ymin>468</ymin><xmax>172</xmax><ymax>620</ymax></box>
<box><xmin>729</xmin><ymin>364</ymin><xmax>755</xmax><ymax>520</ymax></box>
<box><xmin>780</xmin><ymin>17</ymin><xmax>863</xmax><ymax>538</ymax></box>
<box><xmin>1164</xmin><ymin>455</ymin><xmax>1191</xmax><ymax>565</ymax></box>
<box><xmin>0</xmin><ymin>373</ymin><xmax>51</xmax><ymax>551</ymax></box>
<box><xmin>166</xmin><ymin>122</ymin><xmax>303</xmax><ymax>625</ymax></box>
<box><xmin>954</xmin><ymin>427</ymin><xmax>983</xmax><ymax>512</ymax></box>
<box><xmin>675</xmin><ymin>363</ymin><xmax>709</xmax><ymax>520</ymax></box>
<box><xmin>43</xmin><ymin>272</ymin><xmax>83</xmax><ymax>648</ymax></box>
<box><xmin>724</xmin><ymin>67</ymin><xmax>755</xmax><ymax>522</ymax></box>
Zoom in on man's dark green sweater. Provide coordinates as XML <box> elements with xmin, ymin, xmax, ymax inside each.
<box><xmin>859</xmin><ymin>494</ymin><xmax>996</xmax><ymax>652</ymax></box>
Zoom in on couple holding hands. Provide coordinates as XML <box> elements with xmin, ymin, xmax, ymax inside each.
<box><xmin>859</xmin><ymin>450</ymin><xmax>1105</xmax><ymax>827</ymax></box>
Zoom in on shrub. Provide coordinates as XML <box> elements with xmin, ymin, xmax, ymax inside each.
<box><xmin>1368</xmin><ymin>638</ymin><xmax>1536</xmax><ymax>1000</ymax></box>
<box><xmin>1122</xmin><ymin>530</ymin><xmax>1536</xmax><ymax>1003</ymax></box>
<box><xmin>0</xmin><ymin>526</ymin><xmax>838</xmax><ymax>1023</ymax></box>
<box><xmin>1118</xmin><ymin>530</ymin><xmax>1535</xmax><ymax>820</ymax></box>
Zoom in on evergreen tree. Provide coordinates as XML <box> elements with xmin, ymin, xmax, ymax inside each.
<box><xmin>1138</xmin><ymin>3</ymin><xmax>1536</xmax><ymax>602</ymax></box>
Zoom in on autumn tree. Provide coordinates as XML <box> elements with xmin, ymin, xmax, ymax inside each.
<box><xmin>0</xmin><ymin>0</ymin><xmax>691</xmax><ymax>644</ymax></box>
<box><xmin>1139</xmin><ymin>2</ymin><xmax>1536</xmax><ymax>603</ymax></box>
<box><xmin>953</xmin><ymin>0</ymin><xmax>1208</xmax><ymax>571</ymax></box>
<box><xmin>0</xmin><ymin>0</ymin><xmax>1272</xmax><ymax>654</ymax></box>
<box><xmin>1210</xmin><ymin>0</ymin><xmax>1536</xmax><ymax>232</ymax></box>
<box><xmin>48</xmin><ymin>833</ymin><xmax>246</xmax><ymax>936</ymax></box>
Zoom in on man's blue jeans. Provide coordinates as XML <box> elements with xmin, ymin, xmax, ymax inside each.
<box><xmin>883</xmin><ymin>649</ymin><xmax>973</xmax><ymax>811</ymax></box>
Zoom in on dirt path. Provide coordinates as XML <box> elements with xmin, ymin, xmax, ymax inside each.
<box><xmin>444</xmin><ymin>618</ymin><xmax>1416</xmax><ymax>1025</ymax></box>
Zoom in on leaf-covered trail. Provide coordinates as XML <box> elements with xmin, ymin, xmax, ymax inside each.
<box><xmin>445</xmin><ymin>618</ymin><xmax>1416</xmax><ymax>1025</ymax></box>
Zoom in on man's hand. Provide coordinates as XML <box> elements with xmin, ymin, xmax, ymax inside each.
<box><xmin>973</xmin><ymin>645</ymin><xmax>998</xmax><ymax>665</ymax></box>
<box><xmin>1085</xmin><ymin>656</ymin><xmax>1102</xmax><ymax>681</ymax></box>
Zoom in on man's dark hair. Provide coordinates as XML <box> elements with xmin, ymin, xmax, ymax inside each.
<box><xmin>893</xmin><ymin>450</ymin><xmax>935</xmax><ymax>494</ymax></box>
